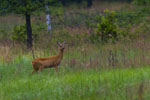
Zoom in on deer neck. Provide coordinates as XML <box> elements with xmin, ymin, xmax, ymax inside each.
<box><xmin>57</xmin><ymin>49</ymin><xmax>64</xmax><ymax>60</ymax></box>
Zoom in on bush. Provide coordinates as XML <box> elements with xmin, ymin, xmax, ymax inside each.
<box><xmin>91</xmin><ymin>9</ymin><xmax>119</xmax><ymax>43</ymax></box>
<box><xmin>11</xmin><ymin>23</ymin><xmax>46</xmax><ymax>43</ymax></box>
<box><xmin>12</xmin><ymin>25</ymin><xmax>27</xmax><ymax>42</ymax></box>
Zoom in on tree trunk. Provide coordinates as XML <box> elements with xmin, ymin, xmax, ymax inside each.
<box><xmin>87</xmin><ymin>0</ymin><xmax>92</xmax><ymax>7</ymax></box>
<box><xmin>25</xmin><ymin>13</ymin><xmax>32</xmax><ymax>48</ymax></box>
<box><xmin>77</xmin><ymin>0</ymin><xmax>81</xmax><ymax>3</ymax></box>
<box><xmin>45</xmin><ymin>5</ymin><xmax>52</xmax><ymax>36</ymax></box>
<box><xmin>59</xmin><ymin>0</ymin><xmax>66</xmax><ymax>6</ymax></box>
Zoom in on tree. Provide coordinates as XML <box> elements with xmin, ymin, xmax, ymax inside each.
<box><xmin>45</xmin><ymin>4</ymin><xmax>52</xmax><ymax>36</ymax></box>
<box><xmin>0</xmin><ymin>0</ymin><xmax>57</xmax><ymax>48</ymax></box>
<box><xmin>133</xmin><ymin>0</ymin><xmax>150</xmax><ymax>5</ymax></box>
<box><xmin>87</xmin><ymin>0</ymin><xmax>93</xmax><ymax>7</ymax></box>
<box><xmin>59</xmin><ymin>0</ymin><xmax>66</xmax><ymax>6</ymax></box>
<box><xmin>59</xmin><ymin>0</ymin><xmax>93</xmax><ymax>7</ymax></box>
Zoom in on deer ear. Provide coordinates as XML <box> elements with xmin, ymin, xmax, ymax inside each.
<box><xmin>57</xmin><ymin>41</ymin><xmax>61</xmax><ymax>46</ymax></box>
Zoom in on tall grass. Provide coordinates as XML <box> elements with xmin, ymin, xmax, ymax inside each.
<box><xmin>0</xmin><ymin>59</ymin><xmax>150</xmax><ymax>100</ymax></box>
<box><xmin>0</xmin><ymin>40</ymin><xmax>150</xmax><ymax>99</ymax></box>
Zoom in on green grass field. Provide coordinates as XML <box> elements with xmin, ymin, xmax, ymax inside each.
<box><xmin>0</xmin><ymin>55</ymin><xmax>150</xmax><ymax>100</ymax></box>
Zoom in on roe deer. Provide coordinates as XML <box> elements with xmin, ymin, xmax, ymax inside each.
<box><xmin>31</xmin><ymin>41</ymin><xmax>65</xmax><ymax>74</ymax></box>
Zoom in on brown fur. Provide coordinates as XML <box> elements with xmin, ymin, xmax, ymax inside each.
<box><xmin>31</xmin><ymin>42</ymin><xmax>65</xmax><ymax>74</ymax></box>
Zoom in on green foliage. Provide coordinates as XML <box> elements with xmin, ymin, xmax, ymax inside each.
<box><xmin>49</xmin><ymin>6</ymin><xmax>64</xmax><ymax>17</ymax></box>
<box><xmin>0</xmin><ymin>0</ymin><xmax>58</xmax><ymax>15</ymax></box>
<box><xmin>12</xmin><ymin>25</ymin><xmax>27</xmax><ymax>42</ymax></box>
<box><xmin>133</xmin><ymin>0</ymin><xmax>150</xmax><ymax>5</ymax></box>
<box><xmin>91</xmin><ymin>10</ymin><xmax>119</xmax><ymax>43</ymax></box>
<box><xmin>12</xmin><ymin>23</ymin><xmax>46</xmax><ymax>43</ymax></box>
<box><xmin>116</xmin><ymin>11</ymin><xmax>141</xmax><ymax>25</ymax></box>
<box><xmin>0</xmin><ymin>29</ymin><xmax>8</xmax><ymax>39</ymax></box>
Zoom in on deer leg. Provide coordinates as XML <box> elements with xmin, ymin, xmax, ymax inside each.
<box><xmin>32</xmin><ymin>63</ymin><xmax>39</xmax><ymax>74</ymax></box>
<box><xmin>38</xmin><ymin>67</ymin><xmax>43</xmax><ymax>74</ymax></box>
<box><xmin>31</xmin><ymin>69</ymin><xmax>36</xmax><ymax>74</ymax></box>
<box><xmin>31</xmin><ymin>66</ymin><xmax>38</xmax><ymax>75</ymax></box>
<box><xmin>38</xmin><ymin>69</ymin><xmax>42</xmax><ymax>74</ymax></box>
<box><xmin>54</xmin><ymin>66</ymin><xmax>58</xmax><ymax>73</ymax></box>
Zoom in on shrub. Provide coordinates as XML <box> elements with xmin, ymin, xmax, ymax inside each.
<box><xmin>11</xmin><ymin>23</ymin><xmax>46</xmax><ymax>43</ymax></box>
<box><xmin>91</xmin><ymin>9</ymin><xmax>119</xmax><ymax>43</ymax></box>
<box><xmin>12</xmin><ymin>25</ymin><xmax>27</xmax><ymax>42</ymax></box>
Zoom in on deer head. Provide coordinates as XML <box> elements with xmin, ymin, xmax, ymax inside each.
<box><xmin>57</xmin><ymin>41</ymin><xmax>65</xmax><ymax>51</ymax></box>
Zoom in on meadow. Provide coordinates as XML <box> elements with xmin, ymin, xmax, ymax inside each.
<box><xmin>0</xmin><ymin>63</ymin><xmax>150</xmax><ymax>100</ymax></box>
<box><xmin>0</xmin><ymin>1</ymin><xmax>150</xmax><ymax>100</ymax></box>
